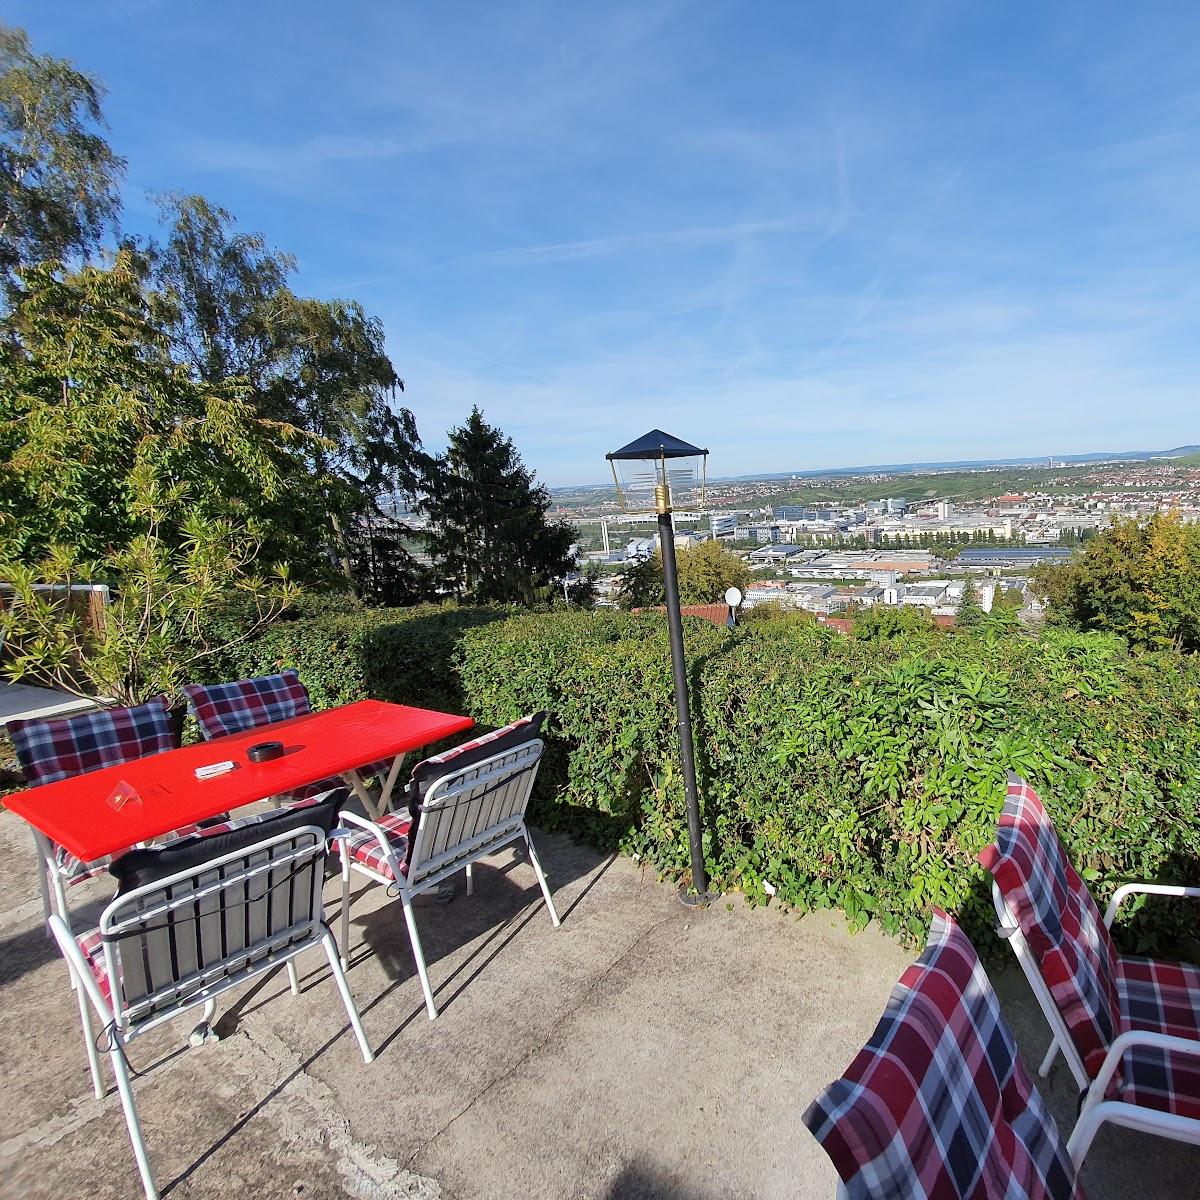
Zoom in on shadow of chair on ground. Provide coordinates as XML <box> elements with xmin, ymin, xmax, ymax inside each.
<box><xmin>337</xmin><ymin>829</ymin><xmax>615</xmax><ymax>1029</ymax></box>
<box><xmin>604</xmin><ymin>1160</ymin><xmax>725</xmax><ymax>1200</ymax></box>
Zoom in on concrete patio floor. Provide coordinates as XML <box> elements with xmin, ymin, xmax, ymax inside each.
<box><xmin>0</xmin><ymin>804</ymin><xmax>1196</xmax><ymax>1199</ymax></box>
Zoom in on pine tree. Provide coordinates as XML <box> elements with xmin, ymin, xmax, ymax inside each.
<box><xmin>419</xmin><ymin>407</ymin><xmax>574</xmax><ymax>605</ymax></box>
<box><xmin>957</xmin><ymin>578</ymin><xmax>985</xmax><ymax>627</ymax></box>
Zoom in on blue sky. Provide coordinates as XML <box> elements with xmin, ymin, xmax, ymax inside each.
<box><xmin>12</xmin><ymin>1</ymin><xmax>1200</xmax><ymax>485</ymax></box>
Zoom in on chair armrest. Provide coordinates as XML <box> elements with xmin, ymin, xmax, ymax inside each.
<box><xmin>1082</xmin><ymin>1027</ymin><xmax>1200</xmax><ymax>1113</ymax></box>
<box><xmin>1103</xmin><ymin>882</ymin><xmax>1200</xmax><ymax>927</ymax></box>
<box><xmin>333</xmin><ymin>809</ymin><xmax>405</xmax><ymax>879</ymax></box>
<box><xmin>1068</xmin><ymin>1030</ymin><xmax>1200</xmax><ymax>1168</ymax></box>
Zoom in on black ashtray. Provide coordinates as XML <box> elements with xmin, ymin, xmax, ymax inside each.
<box><xmin>247</xmin><ymin>740</ymin><xmax>285</xmax><ymax>763</ymax></box>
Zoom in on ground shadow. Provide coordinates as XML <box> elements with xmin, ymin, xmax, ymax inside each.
<box><xmin>604</xmin><ymin>1160</ymin><xmax>726</xmax><ymax>1200</ymax></box>
<box><xmin>336</xmin><ymin>830</ymin><xmax>609</xmax><ymax>1021</ymax></box>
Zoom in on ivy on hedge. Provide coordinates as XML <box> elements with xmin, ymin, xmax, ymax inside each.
<box><xmin>213</xmin><ymin>602</ymin><xmax>1200</xmax><ymax>955</ymax></box>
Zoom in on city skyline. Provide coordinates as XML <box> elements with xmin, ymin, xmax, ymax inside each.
<box><xmin>13</xmin><ymin>1</ymin><xmax>1200</xmax><ymax>485</ymax></box>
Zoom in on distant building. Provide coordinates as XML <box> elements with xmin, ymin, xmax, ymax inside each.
<box><xmin>955</xmin><ymin>547</ymin><xmax>1073</xmax><ymax>568</ymax></box>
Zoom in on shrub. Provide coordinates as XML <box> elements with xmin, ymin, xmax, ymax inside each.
<box><xmin>210</xmin><ymin>599</ymin><xmax>1200</xmax><ymax>955</ymax></box>
<box><xmin>204</xmin><ymin>601</ymin><xmax>508</xmax><ymax>714</ymax></box>
<box><xmin>459</xmin><ymin>609</ymin><xmax>1200</xmax><ymax>955</ymax></box>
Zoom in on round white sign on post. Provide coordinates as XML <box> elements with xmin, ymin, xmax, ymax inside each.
<box><xmin>724</xmin><ymin>586</ymin><xmax>743</xmax><ymax>608</ymax></box>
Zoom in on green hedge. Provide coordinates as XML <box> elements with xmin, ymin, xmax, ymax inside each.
<box><xmin>215</xmin><ymin>602</ymin><xmax>1200</xmax><ymax>954</ymax></box>
<box><xmin>206</xmin><ymin>601</ymin><xmax>508</xmax><ymax>714</ymax></box>
<box><xmin>457</xmin><ymin>611</ymin><xmax>1200</xmax><ymax>954</ymax></box>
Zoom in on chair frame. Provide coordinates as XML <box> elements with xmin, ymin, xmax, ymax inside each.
<box><xmin>50</xmin><ymin>825</ymin><xmax>372</xmax><ymax>1200</ymax></box>
<box><xmin>338</xmin><ymin>738</ymin><xmax>560</xmax><ymax>1020</ymax></box>
<box><xmin>992</xmin><ymin>879</ymin><xmax>1200</xmax><ymax>1158</ymax></box>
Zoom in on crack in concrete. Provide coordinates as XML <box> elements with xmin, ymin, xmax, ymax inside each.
<box><xmin>402</xmin><ymin>910</ymin><xmax>679</xmax><ymax>1173</ymax></box>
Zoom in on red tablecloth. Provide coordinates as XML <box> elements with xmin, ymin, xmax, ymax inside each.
<box><xmin>5</xmin><ymin>700</ymin><xmax>473</xmax><ymax>862</ymax></box>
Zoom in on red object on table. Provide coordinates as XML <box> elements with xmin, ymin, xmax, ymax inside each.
<box><xmin>5</xmin><ymin>700</ymin><xmax>473</xmax><ymax>863</ymax></box>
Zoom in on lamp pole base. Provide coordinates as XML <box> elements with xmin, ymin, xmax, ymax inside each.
<box><xmin>677</xmin><ymin>884</ymin><xmax>716</xmax><ymax>908</ymax></box>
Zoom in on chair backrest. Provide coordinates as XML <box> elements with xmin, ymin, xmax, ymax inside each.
<box><xmin>8</xmin><ymin>695</ymin><xmax>178</xmax><ymax>787</ymax></box>
<box><xmin>406</xmin><ymin>739</ymin><xmax>543</xmax><ymax>886</ymax></box>
<box><xmin>183</xmin><ymin>669</ymin><xmax>312</xmax><ymax>741</ymax></box>
<box><xmin>803</xmin><ymin>909</ymin><xmax>1083</xmax><ymax>1200</ymax></box>
<box><xmin>979</xmin><ymin>773</ymin><xmax>1120</xmax><ymax>1077</ymax></box>
<box><xmin>101</xmin><ymin>826</ymin><xmax>328</xmax><ymax>1028</ymax></box>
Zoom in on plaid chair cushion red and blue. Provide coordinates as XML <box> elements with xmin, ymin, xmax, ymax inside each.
<box><xmin>183</xmin><ymin>669</ymin><xmax>312</xmax><ymax>741</ymax></box>
<box><xmin>980</xmin><ymin>773</ymin><xmax>1200</xmax><ymax>1122</ymax></box>
<box><xmin>979</xmin><ymin>774</ymin><xmax>1121</xmax><ymax>1079</ymax></box>
<box><xmin>183</xmin><ymin>670</ymin><xmax>391</xmax><ymax>804</ymax></box>
<box><xmin>342</xmin><ymin>713</ymin><xmax>546</xmax><ymax>880</ymax></box>
<box><xmin>803</xmin><ymin>909</ymin><xmax>1083</xmax><ymax>1199</ymax></box>
<box><xmin>9</xmin><ymin>697</ymin><xmax>187</xmax><ymax>890</ymax></box>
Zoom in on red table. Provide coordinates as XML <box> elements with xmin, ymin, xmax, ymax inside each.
<box><xmin>7</xmin><ymin>700</ymin><xmax>473</xmax><ymax>865</ymax></box>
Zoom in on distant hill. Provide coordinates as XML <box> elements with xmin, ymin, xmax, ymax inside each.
<box><xmin>718</xmin><ymin>445</ymin><xmax>1200</xmax><ymax>483</ymax></box>
<box><xmin>553</xmin><ymin>444</ymin><xmax>1199</xmax><ymax>494</ymax></box>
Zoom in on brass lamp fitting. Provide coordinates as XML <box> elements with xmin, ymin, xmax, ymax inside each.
<box><xmin>655</xmin><ymin>483</ymin><xmax>671</xmax><ymax>515</ymax></box>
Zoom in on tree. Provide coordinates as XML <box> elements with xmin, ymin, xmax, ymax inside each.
<box><xmin>0</xmin><ymin>253</ymin><xmax>304</xmax><ymax>702</ymax></box>
<box><xmin>419</xmin><ymin>407</ymin><xmax>575</xmax><ymax>605</ymax></box>
<box><xmin>618</xmin><ymin>539</ymin><xmax>751</xmax><ymax>609</ymax></box>
<box><xmin>0</xmin><ymin>25</ymin><xmax>123</xmax><ymax>287</ymax></box>
<box><xmin>1</xmin><ymin>517</ymin><xmax>296</xmax><ymax>705</ymax></box>
<box><xmin>957</xmin><ymin>579</ymin><xmax>985</xmax><ymax>627</ymax></box>
<box><xmin>1032</xmin><ymin>513</ymin><xmax>1200</xmax><ymax>652</ymax></box>
<box><xmin>565</xmin><ymin>563</ymin><xmax>600</xmax><ymax>608</ymax></box>
<box><xmin>146</xmin><ymin>194</ymin><xmax>425</xmax><ymax>592</ymax></box>
<box><xmin>851</xmin><ymin>605</ymin><xmax>936</xmax><ymax>640</ymax></box>
<box><xmin>0</xmin><ymin>252</ymin><xmax>304</xmax><ymax>563</ymax></box>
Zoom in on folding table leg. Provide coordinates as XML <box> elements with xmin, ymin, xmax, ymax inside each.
<box><xmin>342</xmin><ymin>769</ymin><xmax>381</xmax><ymax>820</ymax></box>
<box><xmin>377</xmin><ymin>754</ymin><xmax>406</xmax><ymax>813</ymax></box>
<box><xmin>342</xmin><ymin>755</ymin><xmax>407</xmax><ymax>820</ymax></box>
<box><xmin>32</xmin><ymin>828</ymin><xmax>52</xmax><ymax>931</ymax></box>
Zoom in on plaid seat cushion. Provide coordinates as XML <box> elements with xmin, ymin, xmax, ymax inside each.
<box><xmin>183</xmin><ymin>671</ymin><xmax>392</xmax><ymax>802</ymax></box>
<box><xmin>53</xmin><ymin>817</ymin><xmax>213</xmax><ymax>888</ymax></box>
<box><xmin>803</xmin><ymin>909</ymin><xmax>1082</xmax><ymax>1200</ymax></box>
<box><xmin>10</xmin><ymin>697</ymin><xmax>182</xmax><ymax>888</ymax></box>
<box><xmin>978</xmin><ymin>773</ymin><xmax>1121</xmax><ymax>1078</ymax></box>
<box><xmin>1114</xmin><ymin>957</ymin><xmax>1200</xmax><ymax>1120</ymax></box>
<box><xmin>184</xmin><ymin>670</ymin><xmax>312</xmax><ymax>740</ymax></box>
<box><xmin>346</xmin><ymin>812</ymin><xmax>413</xmax><ymax>881</ymax></box>
<box><xmin>77</xmin><ymin>928</ymin><xmax>111</xmax><ymax>1007</ymax></box>
<box><xmin>9</xmin><ymin>696</ymin><xmax>178</xmax><ymax>786</ymax></box>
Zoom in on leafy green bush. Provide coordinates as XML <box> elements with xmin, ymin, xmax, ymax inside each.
<box><xmin>204</xmin><ymin>601</ymin><xmax>507</xmax><ymax>714</ymax></box>
<box><xmin>211</xmin><ymin>599</ymin><xmax>1200</xmax><ymax>955</ymax></box>
<box><xmin>459</xmin><ymin>610</ymin><xmax>1200</xmax><ymax>955</ymax></box>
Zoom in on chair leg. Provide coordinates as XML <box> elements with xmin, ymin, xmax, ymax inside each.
<box><xmin>523</xmin><ymin>829</ymin><xmax>561</xmax><ymax>927</ymax></box>
<box><xmin>320</xmin><ymin>933</ymin><xmax>374</xmax><ymax>1064</ymax></box>
<box><xmin>76</xmin><ymin>978</ymin><xmax>105</xmax><ymax>1099</ymax></box>
<box><xmin>1038</xmin><ymin>1036</ymin><xmax>1060</xmax><ymax>1078</ymax></box>
<box><xmin>465</xmin><ymin>862</ymin><xmax>474</xmax><ymax>897</ymax></box>
<box><xmin>287</xmin><ymin>960</ymin><xmax>300</xmax><ymax>996</ymax></box>
<box><xmin>33</xmin><ymin>830</ymin><xmax>52</xmax><ymax>932</ymax></box>
<box><xmin>400</xmin><ymin>894</ymin><xmax>439</xmax><ymax>1020</ymax></box>
<box><xmin>189</xmin><ymin>997</ymin><xmax>219</xmax><ymax>1047</ymax></box>
<box><xmin>339</xmin><ymin>849</ymin><xmax>352</xmax><ymax>967</ymax></box>
<box><xmin>109</xmin><ymin>1040</ymin><xmax>158</xmax><ymax>1200</ymax></box>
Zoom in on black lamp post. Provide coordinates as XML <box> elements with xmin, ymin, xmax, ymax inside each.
<box><xmin>606</xmin><ymin>430</ymin><xmax>711</xmax><ymax>904</ymax></box>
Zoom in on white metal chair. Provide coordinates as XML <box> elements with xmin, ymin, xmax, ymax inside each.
<box><xmin>337</xmin><ymin>736</ymin><xmax>560</xmax><ymax>1020</ymax></box>
<box><xmin>50</xmin><ymin>825</ymin><xmax>373</xmax><ymax>1200</ymax></box>
<box><xmin>981</xmin><ymin>772</ymin><xmax>1200</xmax><ymax>1158</ymax></box>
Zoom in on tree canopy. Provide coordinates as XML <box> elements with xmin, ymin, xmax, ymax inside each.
<box><xmin>618</xmin><ymin>539</ymin><xmax>751</xmax><ymax>609</ymax></box>
<box><xmin>1033</xmin><ymin>512</ymin><xmax>1200</xmax><ymax>652</ymax></box>
<box><xmin>419</xmin><ymin>407</ymin><xmax>575</xmax><ymax>606</ymax></box>
<box><xmin>0</xmin><ymin>25</ymin><xmax>583</xmax><ymax>700</ymax></box>
<box><xmin>0</xmin><ymin>25</ymin><xmax>123</xmax><ymax>286</ymax></box>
